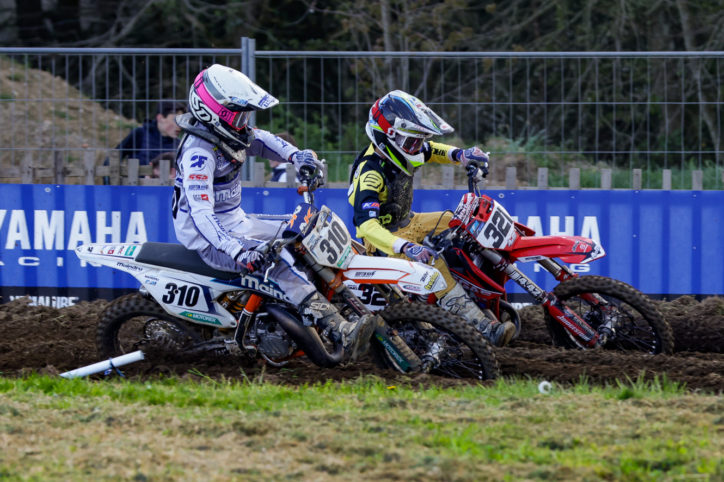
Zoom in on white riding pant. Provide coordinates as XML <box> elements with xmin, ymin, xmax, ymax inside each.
<box><xmin>197</xmin><ymin>215</ymin><xmax>316</xmax><ymax>305</ymax></box>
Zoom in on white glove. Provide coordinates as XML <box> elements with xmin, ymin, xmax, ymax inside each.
<box><xmin>457</xmin><ymin>147</ymin><xmax>490</xmax><ymax>177</ymax></box>
<box><xmin>289</xmin><ymin>149</ymin><xmax>324</xmax><ymax>174</ymax></box>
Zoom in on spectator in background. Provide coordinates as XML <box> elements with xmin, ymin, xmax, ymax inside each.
<box><xmin>270</xmin><ymin>131</ymin><xmax>298</xmax><ymax>183</ymax></box>
<box><xmin>149</xmin><ymin>152</ymin><xmax>177</xmax><ymax>180</ymax></box>
<box><xmin>116</xmin><ymin>100</ymin><xmax>186</xmax><ymax>166</ymax></box>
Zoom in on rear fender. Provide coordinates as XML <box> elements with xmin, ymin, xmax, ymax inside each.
<box><xmin>510</xmin><ymin>235</ymin><xmax>605</xmax><ymax>264</ymax></box>
<box><xmin>75</xmin><ymin>243</ymin><xmax>147</xmax><ymax>275</ymax></box>
<box><xmin>342</xmin><ymin>255</ymin><xmax>447</xmax><ymax>295</ymax></box>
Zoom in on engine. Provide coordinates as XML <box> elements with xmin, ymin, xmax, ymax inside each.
<box><xmin>253</xmin><ymin>316</ymin><xmax>295</xmax><ymax>359</ymax></box>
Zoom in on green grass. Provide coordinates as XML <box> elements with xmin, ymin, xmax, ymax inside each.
<box><xmin>0</xmin><ymin>374</ymin><xmax>721</xmax><ymax>480</ymax></box>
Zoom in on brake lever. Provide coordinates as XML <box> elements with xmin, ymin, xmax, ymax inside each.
<box><xmin>263</xmin><ymin>261</ymin><xmax>276</xmax><ymax>283</ymax></box>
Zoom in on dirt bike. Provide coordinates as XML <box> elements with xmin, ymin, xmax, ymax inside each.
<box><xmin>75</xmin><ymin>167</ymin><xmax>499</xmax><ymax>380</ymax></box>
<box><xmin>424</xmin><ymin>161</ymin><xmax>674</xmax><ymax>354</ymax></box>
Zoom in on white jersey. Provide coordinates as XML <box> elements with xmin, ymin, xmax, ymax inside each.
<box><xmin>172</xmin><ymin>126</ymin><xmax>298</xmax><ymax>260</ymax></box>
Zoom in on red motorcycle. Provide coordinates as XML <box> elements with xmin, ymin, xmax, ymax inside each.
<box><xmin>425</xmin><ymin>162</ymin><xmax>674</xmax><ymax>354</ymax></box>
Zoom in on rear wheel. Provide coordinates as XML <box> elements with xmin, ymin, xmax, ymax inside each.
<box><xmin>544</xmin><ymin>276</ymin><xmax>673</xmax><ymax>354</ymax></box>
<box><xmin>97</xmin><ymin>293</ymin><xmax>201</xmax><ymax>359</ymax></box>
<box><xmin>374</xmin><ymin>302</ymin><xmax>500</xmax><ymax>380</ymax></box>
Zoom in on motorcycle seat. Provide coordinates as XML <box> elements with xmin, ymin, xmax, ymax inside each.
<box><xmin>135</xmin><ymin>242</ymin><xmax>240</xmax><ymax>280</ymax></box>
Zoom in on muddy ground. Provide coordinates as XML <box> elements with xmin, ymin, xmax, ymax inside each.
<box><xmin>1</xmin><ymin>296</ymin><xmax>722</xmax><ymax>392</ymax></box>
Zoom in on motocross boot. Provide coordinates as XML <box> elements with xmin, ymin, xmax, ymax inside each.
<box><xmin>438</xmin><ymin>284</ymin><xmax>516</xmax><ymax>347</ymax></box>
<box><xmin>300</xmin><ymin>292</ymin><xmax>377</xmax><ymax>362</ymax></box>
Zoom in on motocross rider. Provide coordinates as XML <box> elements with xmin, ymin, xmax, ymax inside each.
<box><xmin>347</xmin><ymin>90</ymin><xmax>516</xmax><ymax>347</ymax></box>
<box><xmin>173</xmin><ymin>64</ymin><xmax>375</xmax><ymax>361</ymax></box>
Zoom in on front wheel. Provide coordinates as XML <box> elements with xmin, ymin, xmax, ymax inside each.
<box><xmin>374</xmin><ymin>302</ymin><xmax>500</xmax><ymax>380</ymax></box>
<box><xmin>544</xmin><ymin>275</ymin><xmax>674</xmax><ymax>354</ymax></box>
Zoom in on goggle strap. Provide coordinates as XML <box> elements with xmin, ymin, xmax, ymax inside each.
<box><xmin>194</xmin><ymin>69</ymin><xmax>247</xmax><ymax>130</ymax></box>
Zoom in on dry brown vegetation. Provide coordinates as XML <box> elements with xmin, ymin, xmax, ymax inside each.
<box><xmin>0</xmin><ymin>56</ymin><xmax>137</xmax><ymax>182</ymax></box>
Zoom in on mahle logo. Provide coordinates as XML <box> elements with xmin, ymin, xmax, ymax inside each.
<box><xmin>179</xmin><ymin>311</ymin><xmax>221</xmax><ymax>326</ymax></box>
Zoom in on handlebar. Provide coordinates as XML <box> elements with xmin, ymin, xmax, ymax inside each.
<box><xmin>466</xmin><ymin>160</ymin><xmax>481</xmax><ymax>195</ymax></box>
<box><xmin>297</xmin><ymin>162</ymin><xmax>325</xmax><ymax>203</ymax></box>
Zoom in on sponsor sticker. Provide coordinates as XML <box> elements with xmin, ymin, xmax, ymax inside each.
<box><xmin>361</xmin><ymin>201</ymin><xmax>380</xmax><ymax>210</ymax></box>
<box><xmin>424</xmin><ymin>271</ymin><xmax>440</xmax><ymax>291</ymax></box>
<box><xmin>190</xmin><ymin>155</ymin><xmax>207</xmax><ymax>169</ymax></box>
<box><xmin>188</xmin><ymin>174</ymin><xmax>208</xmax><ymax>181</ymax></box>
<box><xmin>258</xmin><ymin>94</ymin><xmax>275</xmax><ymax>108</ymax></box>
<box><xmin>179</xmin><ymin>311</ymin><xmax>222</xmax><ymax>326</ymax></box>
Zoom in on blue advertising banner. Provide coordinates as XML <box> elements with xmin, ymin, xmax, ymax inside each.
<box><xmin>1</xmin><ymin>184</ymin><xmax>722</xmax><ymax>306</ymax></box>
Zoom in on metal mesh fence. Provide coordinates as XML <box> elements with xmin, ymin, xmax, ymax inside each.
<box><xmin>0</xmin><ymin>44</ymin><xmax>721</xmax><ymax>188</ymax></box>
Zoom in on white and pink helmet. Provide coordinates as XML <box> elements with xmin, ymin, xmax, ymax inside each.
<box><xmin>188</xmin><ymin>64</ymin><xmax>279</xmax><ymax>148</ymax></box>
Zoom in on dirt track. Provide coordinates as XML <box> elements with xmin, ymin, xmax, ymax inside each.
<box><xmin>1</xmin><ymin>296</ymin><xmax>722</xmax><ymax>392</ymax></box>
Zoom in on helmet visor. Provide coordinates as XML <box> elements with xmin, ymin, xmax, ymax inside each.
<box><xmin>393</xmin><ymin>132</ymin><xmax>426</xmax><ymax>155</ymax></box>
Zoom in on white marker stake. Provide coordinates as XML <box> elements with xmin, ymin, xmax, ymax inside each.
<box><xmin>60</xmin><ymin>351</ymin><xmax>145</xmax><ymax>379</ymax></box>
<box><xmin>538</xmin><ymin>380</ymin><xmax>553</xmax><ymax>394</ymax></box>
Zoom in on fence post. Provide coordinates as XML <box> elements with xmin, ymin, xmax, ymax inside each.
<box><xmin>692</xmin><ymin>170</ymin><xmax>703</xmax><ymax>190</ymax></box>
<box><xmin>569</xmin><ymin>167</ymin><xmax>580</xmax><ymax>190</ymax></box>
<box><xmin>159</xmin><ymin>159</ymin><xmax>172</xmax><ymax>185</ymax></box>
<box><xmin>505</xmin><ymin>166</ymin><xmax>517</xmax><ymax>189</ymax></box>
<box><xmin>127</xmin><ymin>158</ymin><xmax>139</xmax><ymax>186</ymax></box>
<box><xmin>53</xmin><ymin>151</ymin><xmax>65</xmax><ymax>184</ymax></box>
<box><xmin>83</xmin><ymin>149</ymin><xmax>96</xmax><ymax>185</ymax></box>
<box><xmin>109</xmin><ymin>151</ymin><xmax>121</xmax><ymax>185</ymax></box>
<box><xmin>601</xmin><ymin>169</ymin><xmax>612</xmax><ymax>189</ymax></box>
<box><xmin>442</xmin><ymin>165</ymin><xmax>454</xmax><ymax>188</ymax></box>
<box><xmin>285</xmin><ymin>164</ymin><xmax>296</xmax><ymax>187</ymax></box>
<box><xmin>22</xmin><ymin>151</ymin><xmax>33</xmax><ymax>183</ymax></box>
<box><xmin>253</xmin><ymin>162</ymin><xmax>265</xmax><ymax>186</ymax></box>
<box><xmin>662</xmin><ymin>169</ymin><xmax>672</xmax><ymax>190</ymax></box>
<box><xmin>241</xmin><ymin>37</ymin><xmax>256</xmax><ymax>183</ymax></box>
<box><xmin>632</xmin><ymin>169</ymin><xmax>642</xmax><ymax>190</ymax></box>
<box><xmin>537</xmin><ymin>167</ymin><xmax>548</xmax><ymax>189</ymax></box>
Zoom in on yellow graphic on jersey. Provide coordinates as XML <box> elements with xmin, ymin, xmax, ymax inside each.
<box><xmin>359</xmin><ymin>170</ymin><xmax>384</xmax><ymax>192</ymax></box>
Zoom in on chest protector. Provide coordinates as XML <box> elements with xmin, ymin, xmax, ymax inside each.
<box><xmin>379</xmin><ymin>165</ymin><xmax>416</xmax><ymax>230</ymax></box>
<box><xmin>351</xmin><ymin>149</ymin><xmax>416</xmax><ymax>231</ymax></box>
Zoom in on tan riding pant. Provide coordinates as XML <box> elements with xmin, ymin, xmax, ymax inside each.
<box><xmin>364</xmin><ymin>211</ymin><xmax>456</xmax><ymax>297</ymax></box>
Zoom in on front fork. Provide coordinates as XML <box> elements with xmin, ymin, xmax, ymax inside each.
<box><xmin>479</xmin><ymin>250</ymin><xmax>602</xmax><ymax>347</ymax></box>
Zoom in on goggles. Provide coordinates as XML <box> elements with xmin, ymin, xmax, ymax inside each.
<box><xmin>229</xmin><ymin>110</ymin><xmax>251</xmax><ymax>130</ymax></box>
<box><xmin>393</xmin><ymin>132</ymin><xmax>426</xmax><ymax>155</ymax></box>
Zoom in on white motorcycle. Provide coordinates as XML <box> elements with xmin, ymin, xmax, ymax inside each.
<box><xmin>75</xmin><ymin>167</ymin><xmax>499</xmax><ymax>380</ymax></box>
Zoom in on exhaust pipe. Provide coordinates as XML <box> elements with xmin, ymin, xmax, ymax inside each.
<box><xmin>265</xmin><ymin>304</ymin><xmax>344</xmax><ymax>368</ymax></box>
